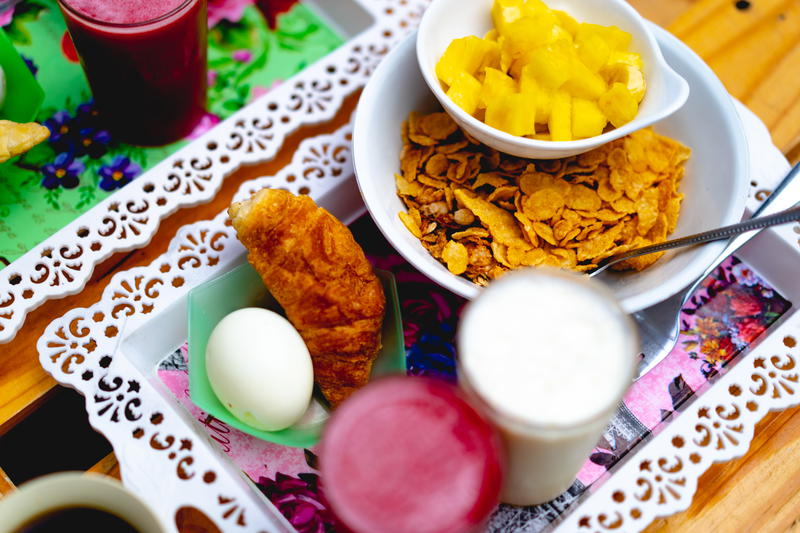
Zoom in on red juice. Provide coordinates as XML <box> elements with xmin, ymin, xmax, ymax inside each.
<box><xmin>58</xmin><ymin>0</ymin><xmax>207</xmax><ymax>145</ymax></box>
<box><xmin>319</xmin><ymin>377</ymin><xmax>505</xmax><ymax>533</ymax></box>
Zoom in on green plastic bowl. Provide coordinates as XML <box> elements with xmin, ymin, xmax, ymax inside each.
<box><xmin>188</xmin><ymin>262</ymin><xmax>406</xmax><ymax>448</ymax></box>
<box><xmin>0</xmin><ymin>28</ymin><xmax>45</xmax><ymax>122</ymax></box>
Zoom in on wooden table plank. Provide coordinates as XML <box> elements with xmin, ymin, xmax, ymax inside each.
<box><xmin>0</xmin><ymin>467</ymin><xmax>15</xmax><ymax>496</ymax></box>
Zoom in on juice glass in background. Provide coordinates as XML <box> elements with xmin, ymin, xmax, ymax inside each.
<box><xmin>457</xmin><ymin>268</ymin><xmax>638</xmax><ymax>506</ymax></box>
<box><xmin>57</xmin><ymin>0</ymin><xmax>208</xmax><ymax>146</ymax></box>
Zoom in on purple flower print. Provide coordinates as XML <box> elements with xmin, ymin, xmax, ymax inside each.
<box><xmin>232</xmin><ymin>49</ymin><xmax>252</xmax><ymax>62</ymax></box>
<box><xmin>41</xmin><ymin>153</ymin><xmax>84</xmax><ymax>190</ymax></box>
<box><xmin>256</xmin><ymin>472</ymin><xmax>337</xmax><ymax>533</ymax></box>
<box><xmin>98</xmin><ymin>157</ymin><xmax>141</xmax><ymax>191</ymax></box>
<box><xmin>74</xmin><ymin>101</ymin><xmax>102</xmax><ymax>129</ymax></box>
<box><xmin>75</xmin><ymin>127</ymin><xmax>112</xmax><ymax>159</ymax></box>
<box><xmin>44</xmin><ymin>111</ymin><xmax>77</xmax><ymax>153</ymax></box>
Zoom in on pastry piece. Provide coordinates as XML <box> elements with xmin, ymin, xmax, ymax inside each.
<box><xmin>0</xmin><ymin>120</ymin><xmax>50</xmax><ymax>163</ymax></box>
<box><xmin>229</xmin><ymin>189</ymin><xmax>385</xmax><ymax>407</ymax></box>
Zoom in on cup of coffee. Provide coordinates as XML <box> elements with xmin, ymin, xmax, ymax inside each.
<box><xmin>0</xmin><ymin>472</ymin><xmax>166</xmax><ymax>533</ymax></box>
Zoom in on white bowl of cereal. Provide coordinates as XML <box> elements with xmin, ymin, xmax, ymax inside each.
<box><xmin>416</xmin><ymin>0</ymin><xmax>690</xmax><ymax>159</ymax></box>
<box><xmin>353</xmin><ymin>29</ymin><xmax>748</xmax><ymax>313</ymax></box>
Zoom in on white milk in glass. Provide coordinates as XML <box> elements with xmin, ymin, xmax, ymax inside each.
<box><xmin>457</xmin><ymin>268</ymin><xmax>637</xmax><ymax>506</ymax></box>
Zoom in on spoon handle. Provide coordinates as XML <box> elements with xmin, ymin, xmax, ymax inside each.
<box><xmin>591</xmin><ymin>200</ymin><xmax>800</xmax><ymax>276</ymax></box>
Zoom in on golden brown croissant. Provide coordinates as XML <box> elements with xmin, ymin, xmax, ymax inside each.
<box><xmin>229</xmin><ymin>189</ymin><xmax>385</xmax><ymax>407</ymax></box>
<box><xmin>0</xmin><ymin>120</ymin><xmax>50</xmax><ymax>163</ymax></box>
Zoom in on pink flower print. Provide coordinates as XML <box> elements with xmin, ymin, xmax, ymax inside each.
<box><xmin>0</xmin><ymin>5</ymin><xmax>15</xmax><ymax>27</ymax></box>
<box><xmin>207</xmin><ymin>0</ymin><xmax>253</xmax><ymax>28</ymax></box>
<box><xmin>232</xmin><ymin>49</ymin><xmax>252</xmax><ymax>62</ymax></box>
<box><xmin>207</xmin><ymin>70</ymin><xmax>218</xmax><ymax>88</ymax></box>
<box><xmin>187</xmin><ymin>112</ymin><xmax>221</xmax><ymax>139</ymax></box>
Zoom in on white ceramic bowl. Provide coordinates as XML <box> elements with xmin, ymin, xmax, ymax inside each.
<box><xmin>416</xmin><ymin>0</ymin><xmax>690</xmax><ymax>159</ymax></box>
<box><xmin>353</xmin><ymin>27</ymin><xmax>748</xmax><ymax>313</ymax></box>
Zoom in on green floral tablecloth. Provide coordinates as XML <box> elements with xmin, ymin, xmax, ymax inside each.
<box><xmin>0</xmin><ymin>0</ymin><xmax>343</xmax><ymax>265</ymax></box>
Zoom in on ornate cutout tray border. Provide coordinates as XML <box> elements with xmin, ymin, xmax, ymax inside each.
<box><xmin>0</xmin><ymin>0</ymin><xmax>430</xmax><ymax>343</ymax></box>
<box><xmin>36</xmin><ymin>95</ymin><xmax>800</xmax><ymax>531</ymax></box>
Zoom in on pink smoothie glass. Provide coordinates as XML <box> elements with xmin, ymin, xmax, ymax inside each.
<box><xmin>58</xmin><ymin>0</ymin><xmax>208</xmax><ymax>145</ymax></box>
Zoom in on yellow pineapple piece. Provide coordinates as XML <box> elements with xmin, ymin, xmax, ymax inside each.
<box><xmin>576</xmin><ymin>23</ymin><xmax>631</xmax><ymax>51</ymax></box>
<box><xmin>553</xmin><ymin>9</ymin><xmax>579</xmax><ymax>36</ymax></box>
<box><xmin>598</xmin><ymin>82</ymin><xmax>638</xmax><ymax>127</ymax></box>
<box><xmin>605</xmin><ymin>51</ymin><xmax>644</xmax><ymax>69</ymax></box>
<box><xmin>575</xmin><ymin>31</ymin><xmax>610</xmax><ymax>72</ymax></box>
<box><xmin>562</xmin><ymin>59</ymin><xmax>607</xmax><ymax>100</ymax></box>
<box><xmin>501</xmin><ymin>13</ymin><xmax>558</xmax><ymax>58</ymax></box>
<box><xmin>492</xmin><ymin>0</ymin><xmax>526</xmax><ymax>34</ymax></box>
<box><xmin>526</xmin><ymin>41</ymin><xmax>573</xmax><ymax>89</ymax></box>
<box><xmin>436</xmin><ymin>36</ymin><xmax>498</xmax><ymax>87</ymax></box>
<box><xmin>479</xmin><ymin>67</ymin><xmax>518</xmax><ymax>109</ymax></box>
<box><xmin>548</xmin><ymin>90</ymin><xmax>572</xmax><ymax>141</ymax></box>
<box><xmin>484</xmin><ymin>29</ymin><xmax>499</xmax><ymax>41</ymax></box>
<box><xmin>602</xmin><ymin>63</ymin><xmax>645</xmax><ymax>102</ymax></box>
<box><xmin>571</xmin><ymin>98</ymin><xmax>607</xmax><ymax>138</ymax></box>
<box><xmin>447</xmin><ymin>71</ymin><xmax>483</xmax><ymax>115</ymax></box>
<box><xmin>486</xmin><ymin>93</ymin><xmax>537</xmax><ymax>136</ymax></box>
<box><xmin>520</xmin><ymin>65</ymin><xmax>553</xmax><ymax>123</ymax></box>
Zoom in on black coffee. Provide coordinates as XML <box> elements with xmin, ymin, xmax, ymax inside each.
<box><xmin>15</xmin><ymin>506</ymin><xmax>141</xmax><ymax>533</ymax></box>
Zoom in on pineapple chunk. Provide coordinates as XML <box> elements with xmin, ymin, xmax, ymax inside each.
<box><xmin>571</xmin><ymin>98</ymin><xmax>607</xmax><ymax>138</ymax></box>
<box><xmin>520</xmin><ymin>65</ymin><xmax>552</xmax><ymax>123</ymax></box>
<box><xmin>606</xmin><ymin>51</ymin><xmax>644</xmax><ymax>69</ymax></box>
<box><xmin>575</xmin><ymin>31</ymin><xmax>610</xmax><ymax>72</ymax></box>
<box><xmin>598</xmin><ymin>82</ymin><xmax>638</xmax><ymax>127</ymax></box>
<box><xmin>553</xmin><ymin>9</ymin><xmax>579</xmax><ymax>36</ymax></box>
<box><xmin>548</xmin><ymin>90</ymin><xmax>572</xmax><ymax>141</ymax></box>
<box><xmin>486</xmin><ymin>93</ymin><xmax>537</xmax><ymax>136</ymax></box>
<box><xmin>492</xmin><ymin>0</ymin><xmax>526</xmax><ymax>34</ymax></box>
<box><xmin>601</xmin><ymin>63</ymin><xmax>646</xmax><ymax>102</ymax></box>
<box><xmin>479</xmin><ymin>67</ymin><xmax>518</xmax><ymax>109</ymax></box>
<box><xmin>502</xmin><ymin>13</ymin><xmax>558</xmax><ymax>57</ymax></box>
<box><xmin>447</xmin><ymin>72</ymin><xmax>482</xmax><ymax>115</ymax></box>
<box><xmin>562</xmin><ymin>59</ymin><xmax>607</xmax><ymax>100</ymax></box>
<box><xmin>526</xmin><ymin>41</ymin><xmax>573</xmax><ymax>89</ymax></box>
<box><xmin>576</xmin><ymin>23</ymin><xmax>631</xmax><ymax>51</ymax></box>
<box><xmin>436</xmin><ymin>36</ymin><xmax>498</xmax><ymax>86</ymax></box>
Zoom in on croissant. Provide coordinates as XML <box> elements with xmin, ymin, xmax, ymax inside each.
<box><xmin>0</xmin><ymin>120</ymin><xmax>50</xmax><ymax>163</ymax></box>
<box><xmin>229</xmin><ymin>189</ymin><xmax>385</xmax><ymax>407</ymax></box>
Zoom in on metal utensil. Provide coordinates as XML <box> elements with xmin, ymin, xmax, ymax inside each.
<box><xmin>632</xmin><ymin>160</ymin><xmax>800</xmax><ymax>378</ymax></box>
<box><xmin>588</xmin><ymin>205</ymin><xmax>800</xmax><ymax>277</ymax></box>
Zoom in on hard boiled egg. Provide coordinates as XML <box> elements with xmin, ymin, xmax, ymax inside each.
<box><xmin>205</xmin><ymin>308</ymin><xmax>314</xmax><ymax>431</ymax></box>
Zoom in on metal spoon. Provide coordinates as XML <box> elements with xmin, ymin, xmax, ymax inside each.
<box><xmin>619</xmin><ymin>160</ymin><xmax>800</xmax><ymax>379</ymax></box>
<box><xmin>588</xmin><ymin>204</ymin><xmax>800</xmax><ymax>277</ymax></box>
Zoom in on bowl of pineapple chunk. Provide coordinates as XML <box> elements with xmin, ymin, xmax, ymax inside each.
<box><xmin>417</xmin><ymin>0</ymin><xmax>690</xmax><ymax>159</ymax></box>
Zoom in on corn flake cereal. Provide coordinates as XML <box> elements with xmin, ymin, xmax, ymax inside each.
<box><xmin>395</xmin><ymin>111</ymin><xmax>690</xmax><ymax>285</ymax></box>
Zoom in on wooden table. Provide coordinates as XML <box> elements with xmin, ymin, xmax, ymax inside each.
<box><xmin>2</xmin><ymin>0</ymin><xmax>799</xmax><ymax>531</ymax></box>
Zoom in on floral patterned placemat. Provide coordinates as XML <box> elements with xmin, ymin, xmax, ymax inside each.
<box><xmin>0</xmin><ymin>0</ymin><xmax>343</xmax><ymax>265</ymax></box>
<box><xmin>156</xmin><ymin>215</ymin><xmax>792</xmax><ymax>532</ymax></box>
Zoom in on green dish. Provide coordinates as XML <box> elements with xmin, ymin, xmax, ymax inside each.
<box><xmin>0</xmin><ymin>28</ymin><xmax>45</xmax><ymax>123</ymax></box>
<box><xmin>188</xmin><ymin>262</ymin><xmax>406</xmax><ymax>448</ymax></box>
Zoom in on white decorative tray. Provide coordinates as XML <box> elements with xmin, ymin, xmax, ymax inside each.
<box><xmin>37</xmin><ymin>88</ymin><xmax>800</xmax><ymax>531</ymax></box>
<box><xmin>26</xmin><ymin>0</ymin><xmax>800</xmax><ymax>528</ymax></box>
<box><xmin>1</xmin><ymin>0</ymin><xmax>429</xmax><ymax>343</ymax></box>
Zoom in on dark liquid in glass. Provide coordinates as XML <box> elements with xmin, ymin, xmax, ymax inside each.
<box><xmin>15</xmin><ymin>506</ymin><xmax>140</xmax><ymax>533</ymax></box>
<box><xmin>58</xmin><ymin>0</ymin><xmax>208</xmax><ymax>146</ymax></box>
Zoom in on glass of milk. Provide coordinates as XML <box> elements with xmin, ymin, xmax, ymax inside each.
<box><xmin>457</xmin><ymin>268</ymin><xmax>638</xmax><ymax>506</ymax></box>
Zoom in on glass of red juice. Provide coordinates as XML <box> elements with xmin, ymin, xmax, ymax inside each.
<box><xmin>57</xmin><ymin>0</ymin><xmax>207</xmax><ymax>146</ymax></box>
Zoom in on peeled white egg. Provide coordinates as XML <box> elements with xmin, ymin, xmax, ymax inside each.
<box><xmin>205</xmin><ymin>308</ymin><xmax>314</xmax><ymax>431</ymax></box>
